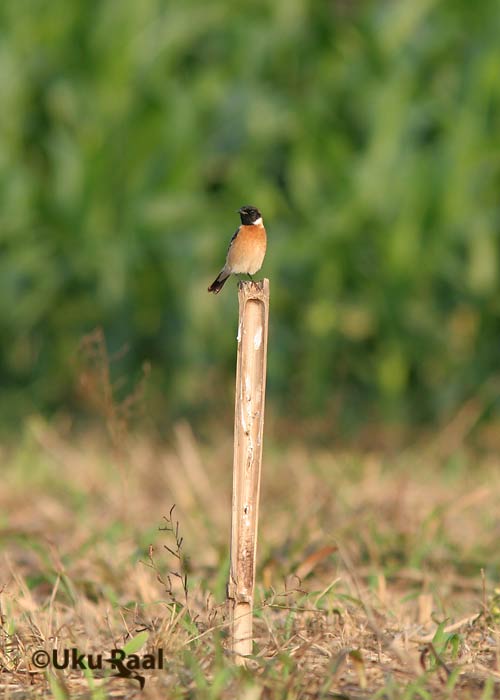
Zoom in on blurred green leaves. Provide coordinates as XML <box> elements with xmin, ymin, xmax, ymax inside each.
<box><xmin>0</xmin><ymin>0</ymin><xmax>499</xmax><ymax>429</ymax></box>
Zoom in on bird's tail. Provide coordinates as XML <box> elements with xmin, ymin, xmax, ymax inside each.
<box><xmin>208</xmin><ymin>270</ymin><xmax>230</xmax><ymax>294</ymax></box>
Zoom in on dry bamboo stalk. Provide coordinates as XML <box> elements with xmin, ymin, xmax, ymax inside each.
<box><xmin>228</xmin><ymin>279</ymin><xmax>270</xmax><ymax>662</ymax></box>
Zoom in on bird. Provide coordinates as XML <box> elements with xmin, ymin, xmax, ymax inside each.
<box><xmin>208</xmin><ymin>205</ymin><xmax>267</xmax><ymax>294</ymax></box>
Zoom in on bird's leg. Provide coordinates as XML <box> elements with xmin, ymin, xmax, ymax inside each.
<box><xmin>247</xmin><ymin>274</ymin><xmax>254</xmax><ymax>282</ymax></box>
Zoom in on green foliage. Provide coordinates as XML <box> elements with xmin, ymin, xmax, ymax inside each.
<box><xmin>1</xmin><ymin>0</ymin><xmax>500</xmax><ymax>428</ymax></box>
<box><xmin>122</xmin><ymin>630</ymin><xmax>149</xmax><ymax>655</ymax></box>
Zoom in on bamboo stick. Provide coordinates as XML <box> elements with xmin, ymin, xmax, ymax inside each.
<box><xmin>228</xmin><ymin>279</ymin><xmax>270</xmax><ymax>662</ymax></box>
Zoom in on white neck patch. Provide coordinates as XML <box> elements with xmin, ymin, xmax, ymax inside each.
<box><xmin>252</xmin><ymin>217</ymin><xmax>263</xmax><ymax>226</ymax></box>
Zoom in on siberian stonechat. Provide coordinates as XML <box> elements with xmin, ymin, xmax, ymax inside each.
<box><xmin>208</xmin><ymin>205</ymin><xmax>267</xmax><ymax>294</ymax></box>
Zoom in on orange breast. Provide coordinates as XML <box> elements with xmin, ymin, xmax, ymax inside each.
<box><xmin>227</xmin><ymin>224</ymin><xmax>267</xmax><ymax>275</ymax></box>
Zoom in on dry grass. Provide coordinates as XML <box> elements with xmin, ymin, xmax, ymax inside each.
<box><xmin>1</xmin><ymin>418</ymin><xmax>500</xmax><ymax>699</ymax></box>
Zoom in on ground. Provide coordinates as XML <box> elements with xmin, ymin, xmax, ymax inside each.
<box><xmin>1</xmin><ymin>418</ymin><xmax>499</xmax><ymax>699</ymax></box>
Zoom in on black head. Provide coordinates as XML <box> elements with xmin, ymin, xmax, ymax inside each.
<box><xmin>238</xmin><ymin>205</ymin><xmax>262</xmax><ymax>225</ymax></box>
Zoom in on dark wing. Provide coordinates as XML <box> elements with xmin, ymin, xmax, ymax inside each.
<box><xmin>227</xmin><ymin>226</ymin><xmax>241</xmax><ymax>251</ymax></box>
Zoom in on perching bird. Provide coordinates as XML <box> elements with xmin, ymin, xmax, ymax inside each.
<box><xmin>208</xmin><ymin>205</ymin><xmax>267</xmax><ymax>294</ymax></box>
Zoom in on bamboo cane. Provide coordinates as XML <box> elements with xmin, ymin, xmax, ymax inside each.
<box><xmin>227</xmin><ymin>279</ymin><xmax>270</xmax><ymax>662</ymax></box>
